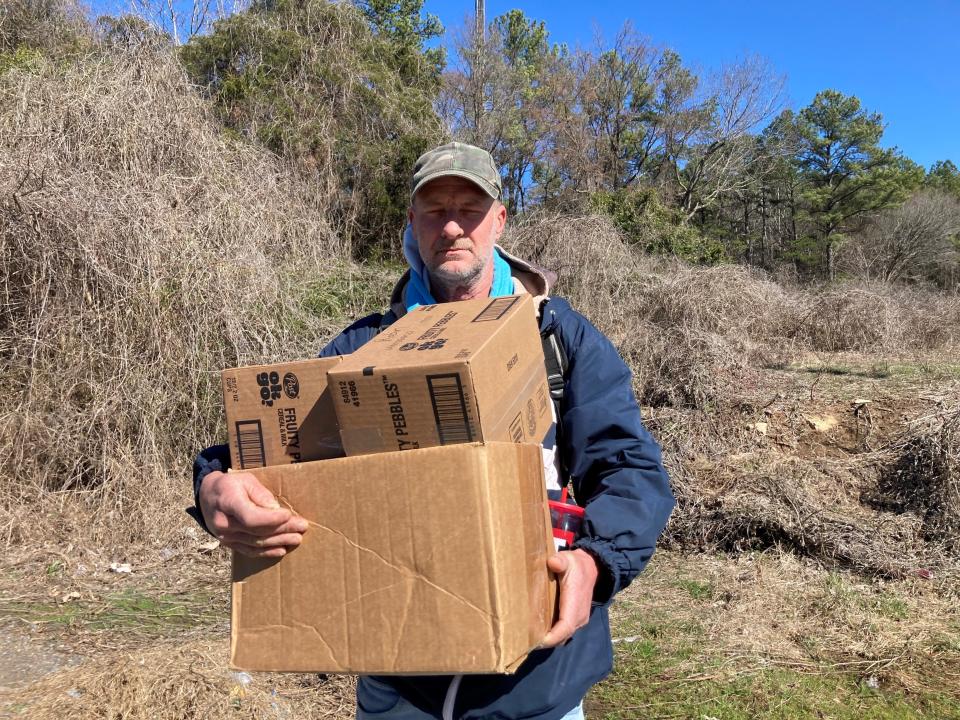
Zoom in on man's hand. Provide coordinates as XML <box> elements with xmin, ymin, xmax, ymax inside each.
<box><xmin>198</xmin><ymin>471</ymin><xmax>308</xmax><ymax>558</ymax></box>
<box><xmin>541</xmin><ymin>549</ymin><xmax>599</xmax><ymax>648</ymax></box>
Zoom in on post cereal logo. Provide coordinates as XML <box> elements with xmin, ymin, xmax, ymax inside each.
<box><xmin>283</xmin><ymin>372</ymin><xmax>300</xmax><ymax>399</ymax></box>
<box><xmin>526</xmin><ymin>398</ymin><xmax>537</xmax><ymax>436</ymax></box>
<box><xmin>257</xmin><ymin>371</ymin><xmax>282</xmax><ymax>407</ymax></box>
<box><xmin>400</xmin><ymin>339</ymin><xmax>448</xmax><ymax>351</ymax></box>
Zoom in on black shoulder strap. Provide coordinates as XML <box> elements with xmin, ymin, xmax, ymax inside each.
<box><xmin>542</xmin><ymin>329</ymin><xmax>568</xmax><ymax>405</ymax></box>
<box><xmin>541</xmin><ymin>326</ymin><xmax>570</xmax><ymax>483</ymax></box>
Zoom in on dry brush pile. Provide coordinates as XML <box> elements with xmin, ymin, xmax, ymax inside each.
<box><xmin>505</xmin><ymin>213</ymin><xmax>960</xmax><ymax>577</ymax></box>
<box><xmin>871</xmin><ymin>404</ymin><xmax>960</xmax><ymax>549</ymax></box>
<box><xmin>0</xmin><ymin>48</ymin><xmax>353</xmax><ymax>546</ymax></box>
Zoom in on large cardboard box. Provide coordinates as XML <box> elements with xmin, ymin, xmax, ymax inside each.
<box><xmin>222</xmin><ymin>356</ymin><xmax>343</xmax><ymax>469</ymax></box>
<box><xmin>231</xmin><ymin>442</ymin><xmax>557</xmax><ymax>674</ymax></box>
<box><xmin>328</xmin><ymin>295</ymin><xmax>552</xmax><ymax>456</ymax></box>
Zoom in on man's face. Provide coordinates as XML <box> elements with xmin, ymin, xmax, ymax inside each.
<box><xmin>408</xmin><ymin>176</ymin><xmax>507</xmax><ymax>287</ymax></box>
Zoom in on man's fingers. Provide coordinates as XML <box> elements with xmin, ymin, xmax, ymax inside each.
<box><xmin>541</xmin><ymin>571</ymin><xmax>576</xmax><ymax>647</ymax></box>
<box><xmin>541</xmin><ymin>550</ymin><xmax>597</xmax><ymax>648</ymax></box>
<box><xmin>273</xmin><ymin>515</ymin><xmax>310</xmax><ymax>534</ymax></box>
<box><xmin>228</xmin><ymin>514</ymin><xmax>309</xmax><ymax>537</ymax></box>
<box><xmin>546</xmin><ymin>553</ymin><xmax>569</xmax><ymax>575</ymax></box>
<box><xmin>207</xmin><ymin>510</ymin><xmax>233</xmax><ymax>536</ymax></box>
<box><xmin>222</xmin><ymin>494</ymin><xmax>292</xmax><ymax>531</ymax></box>
<box><xmin>224</xmin><ymin>542</ymin><xmax>289</xmax><ymax>559</ymax></box>
<box><xmin>201</xmin><ymin>472</ymin><xmax>307</xmax><ymax>536</ymax></box>
<box><xmin>211</xmin><ymin>508</ymin><xmax>307</xmax><ymax>537</ymax></box>
<box><xmin>219</xmin><ymin>531</ymin><xmax>305</xmax><ymax>549</ymax></box>
<box><xmin>540</xmin><ymin>618</ymin><xmax>575</xmax><ymax>648</ymax></box>
<box><xmin>244</xmin><ymin>477</ymin><xmax>282</xmax><ymax>509</ymax></box>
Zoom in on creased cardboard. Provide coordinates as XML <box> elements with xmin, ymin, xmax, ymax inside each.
<box><xmin>231</xmin><ymin>442</ymin><xmax>557</xmax><ymax>674</ymax></box>
<box><xmin>222</xmin><ymin>356</ymin><xmax>343</xmax><ymax>469</ymax></box>
<box><xmin>328</xmin><ymin>295</ymin><xmax>552</xmax><ymax>456</ymax></box>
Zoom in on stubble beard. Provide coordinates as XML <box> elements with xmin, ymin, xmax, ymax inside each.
<box><xmin>429</xmin><ymin>252</ymin><xmax>487</xmax><ymax>289</ymax></box>
<box><xmin>423</xmin><ymin>225</ymin><xmax>497</xmax><ymax>298</ymax></box>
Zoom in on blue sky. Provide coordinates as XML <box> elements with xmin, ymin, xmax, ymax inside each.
<box><xmin>426</xmin><ymin>0</ymin><xmax>960</xmax><ymax>169</ymax></box>
<box><xmin>88</xmin><ymin>0</ymin><xmax>959</xmax><ymax>169</ymax></box>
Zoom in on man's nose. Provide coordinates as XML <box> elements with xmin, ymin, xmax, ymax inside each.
<box><xmin>441</xmin><ymin>219</ymin><xmax>464</xmax><ymax>239</ymax></box>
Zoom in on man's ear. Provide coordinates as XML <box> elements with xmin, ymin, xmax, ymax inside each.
<box><xmin>407</xmin><ymin>206</ymin><xmax>415</xmax><ymax>225</ymax></box>
<box><xmin>494</xmin><ymin>201</ymin><xmax>507</xmax><ymax>238</ymax></box>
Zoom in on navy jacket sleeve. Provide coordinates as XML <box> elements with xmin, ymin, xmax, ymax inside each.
<box><xmin>189</xmin><ymin>443</ymin><xmax>231</xmax><ymax>535</ymax></box>
<box><xmin>557</xmin><ymin>310</ymin><xmax>675</xmax><ymax>603</ymax></box>
<box><xmin>317</xmin><ymin>312</ymin><xmax>386</xmax><ymax>358</ymax></box>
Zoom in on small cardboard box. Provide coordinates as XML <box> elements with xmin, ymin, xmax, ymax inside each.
<box><xmin>231</xmin><ymin>442</ymin><xmax>557</xmax><ymax>674</ymax></box>
<box><xmin>327</xmin><ymin>295</ymin><xmax>552</xmax><ymax>456</ymax></box>
<box><xmin>221</xmin><ymin>356</ymin><xmax>343</xmax><ymax>470</ymax></box>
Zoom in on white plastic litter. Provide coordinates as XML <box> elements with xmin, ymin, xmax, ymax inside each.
<box><xmin>234</xmin><ymin>671</ymin><xmax>253</xmax><ymax>687</ymax></box>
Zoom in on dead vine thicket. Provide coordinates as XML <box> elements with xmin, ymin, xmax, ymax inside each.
<box><xmin>0</xmin><ymin>49</ymin><xmax>345</xmax><ymax>545</ymax></box>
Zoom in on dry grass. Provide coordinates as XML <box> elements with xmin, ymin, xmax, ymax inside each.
<box><xmin>610</xmin><ymin>550</ymin><xmax>960</xmax><ymax>695</ymax></box>
<box><xmin>0</xmin><ymin>0</ymin><xmax>92</xmax><ymax>55</ymax></box>
<box><xmin>668</xmin><ymin>452</ymin><xmax>954</xmax><ymax>578</ymax></box>
<box><xmin>504</xmin><ymin>214</ymin><xmax>777</xmax><ymax>408</ymax></box>
<box><xmin>0</xmin><ymin>48</ymin><xmax>348</xmax><ymax>548</ymax></box>
<box><xmin>654</xmin><ymin>369</ymin><xmax>960</xmax><ymax>578</ymax></box>
<box><xmin>3</xmin><ymin>549</ymin><xmax>956</xmax><ymax>718</ymax></box>
<box><xmin>508</xmin><ymin>212</ymin><xmax>960</xmax><ymax>577</ymax></box>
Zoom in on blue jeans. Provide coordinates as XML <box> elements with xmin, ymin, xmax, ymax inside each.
<box><xmin>355</xmin><ymin>677</ymin><xmax>586</xmax><ymax>719</ymax></box>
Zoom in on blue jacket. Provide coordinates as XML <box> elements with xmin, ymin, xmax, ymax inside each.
<box><xmin>192</xmin><ymin>288</ymin><xmax>674</xmax><ymax>720</ymax></box>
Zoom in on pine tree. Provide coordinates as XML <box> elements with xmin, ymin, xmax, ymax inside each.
<box><xmin>787</xmin><ymin>90</ymin><xmax>922</xmax><ymax>278</ymax></box>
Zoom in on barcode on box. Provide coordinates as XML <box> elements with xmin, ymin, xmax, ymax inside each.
<box><xmin>509</xmin><ymin>412</ymin><xmax>524</xmax><ymax>442</ymax></box>
<box><xmin>236</xmin><ymin>420</ymin><xmax>266</xmax><ymax>469</ymax></box>
<box><xmin>472</xmin><ymin>296</ymin><xmax>519</xmax><ymax>322</ymax></box>
<box><xmin>427</xmin><ymin>373</ymin><xmax>475</xmax><ymax>444</ymax></box>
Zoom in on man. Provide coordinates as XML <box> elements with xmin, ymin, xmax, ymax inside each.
<box><xmin>192</xmin><ymin>142</ymin><xmax>675</xmax><ymax>720</ymax></box>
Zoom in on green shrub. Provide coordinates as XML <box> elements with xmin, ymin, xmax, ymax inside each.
<box><xmin>179</xmin><ymin>0</ymin><xmax>444</xmax><ymax>260</ymax></box>
<box><xmin>0</xmin><ymin>46</ymin><xmax>42</xmax><ymax>74</ymax></box>
<box><xmin>590</xmin><ymin>187</ymin><xmax>727</xmax><ymax>265</ymax></box>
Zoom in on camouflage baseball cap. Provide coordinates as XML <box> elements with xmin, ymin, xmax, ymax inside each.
<box><xmin>411</xmin><ymin>142</ymin><xmax>501</xmax><ymax>200</ymax></box>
